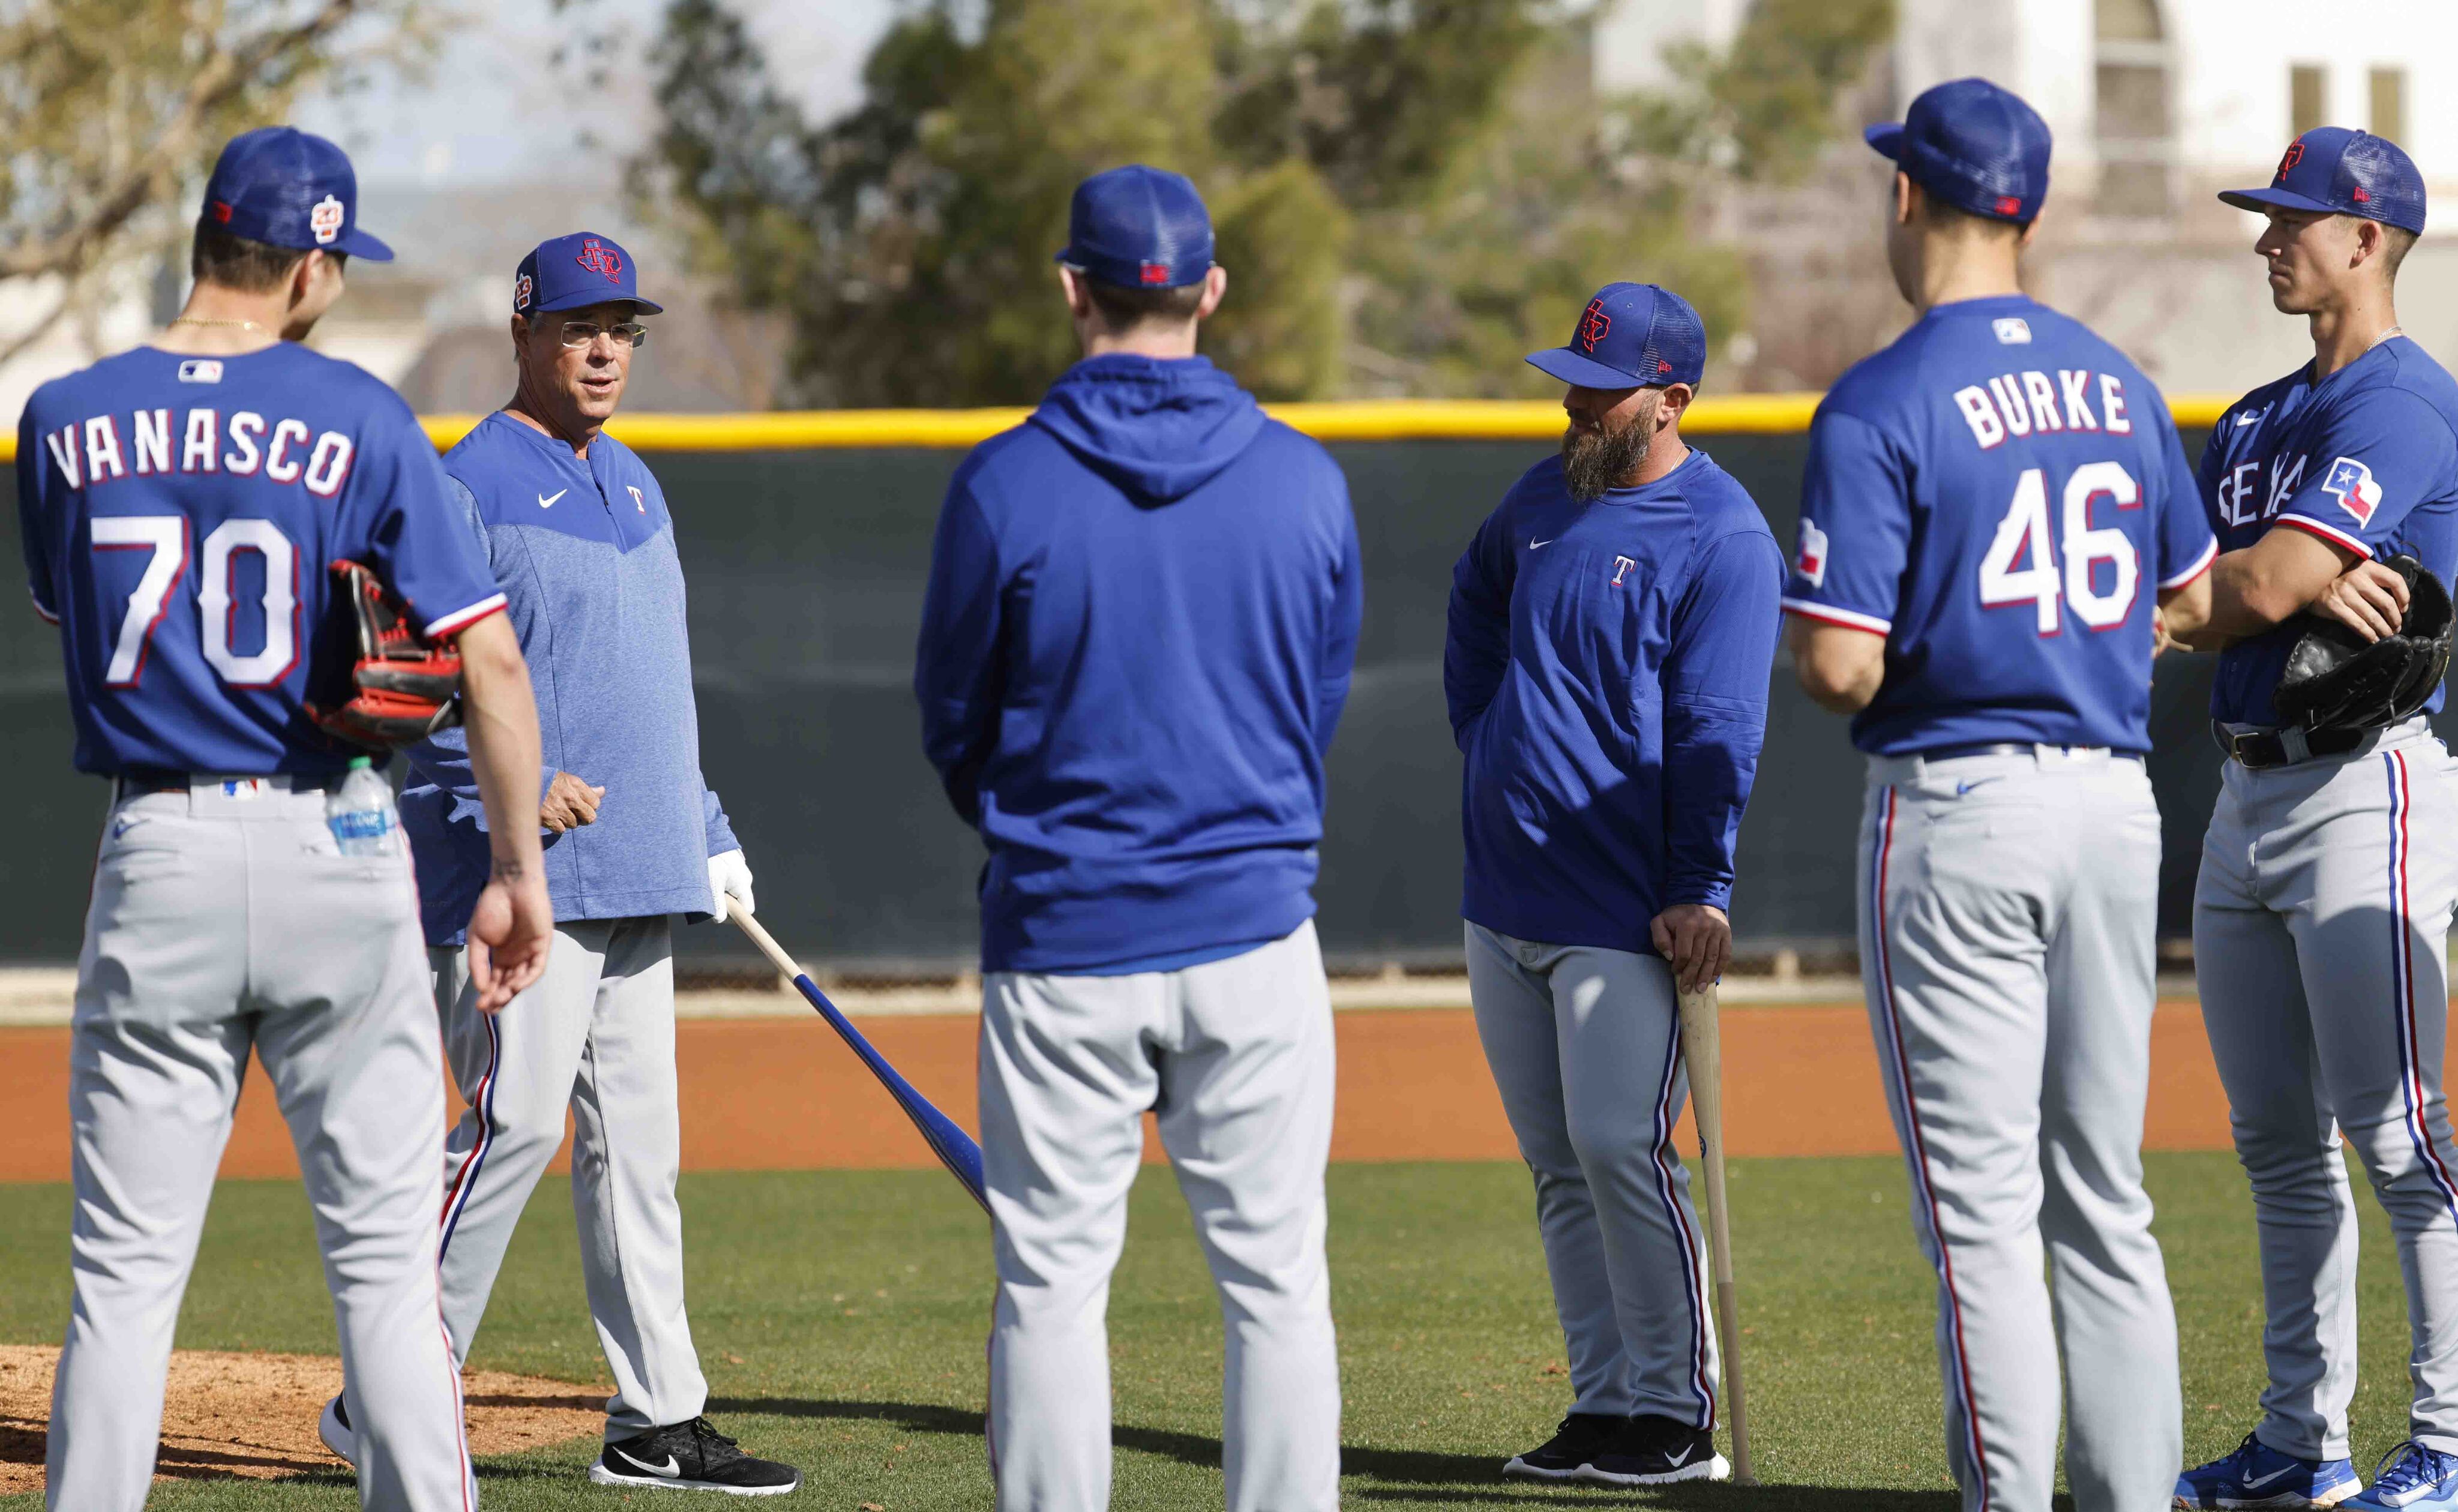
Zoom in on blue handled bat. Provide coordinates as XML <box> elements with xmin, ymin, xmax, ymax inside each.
<box><xmin>730</xmin><ymin>910</ymin><xmax>988</xmax><ymax>1213</ymax></box>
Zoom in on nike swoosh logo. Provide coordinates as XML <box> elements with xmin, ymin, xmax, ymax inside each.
<box><xmin>1955</xmin><ymin>778</ymin><xmax>2001</xmax><ymax>796</ymax></box>
<box><xmin>615</xmin><ymin>1450</ymin><xmax>682</xmax><ymax>1479</ymax></box>
<box><xmin>1665</xmin><ymin>1445</ymin><xmax>1694</xmax><ymax>1468</ymax></box>
<box><xmin>538</xmin><ymin>489</ymin><xmax>567</xmax><ymax>508</ymax></box>
<box><xmin>2235</xmin><ymin>415</ymin><xmax>2260</xmax><ymax>428</ymax></box>
<box><xmin>1530</xmin><ymin>537</ymin><xmax>1555</xmax><ymax>549</ymax></box>
<box><xmin>2240</xmin><ymin>1466</ymin><xmax>2298</xmax><ymax>1490</ymax></box>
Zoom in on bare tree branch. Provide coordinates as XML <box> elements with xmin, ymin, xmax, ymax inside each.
<box><xmin>0</xmin><ymin>0</ymin><xmax>363</xmax><ymax>283</ymax></box>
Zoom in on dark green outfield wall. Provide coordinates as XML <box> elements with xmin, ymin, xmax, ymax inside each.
<box><xmin>5</xmin><ymin>428</ymin><xmax>2415</xmax><ymax>971</ymax></box>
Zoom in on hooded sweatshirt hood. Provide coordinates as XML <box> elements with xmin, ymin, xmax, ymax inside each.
<box><xmin>1028</xmin><ymin>352</ymin><xmax>1267</xmax><ymax>504</ymax></box>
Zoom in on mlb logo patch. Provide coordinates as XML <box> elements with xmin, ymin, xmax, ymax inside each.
<box><xmin>2322</xmin><ymin>455</ymin><xmax>2383</xmax><ymax>526</ymax></box>
<box><xmin>176</xmin><ymin>359</ymin><xmax>223</xmax><ymax>384</ymax></box>
<box><xmin>1794</xmin><ymin>518</ymin><xmax>1829</xmax><ymax>587</ymax></box>
<box><xmin>308</xmin><ymin>194</ymin><xmax>344</xmax><ymax>246</ymax></box>
<box><xmin>1992</xmin><ymin>317</ymin><xmax>2032</xmax><ymax>345</ymax></box>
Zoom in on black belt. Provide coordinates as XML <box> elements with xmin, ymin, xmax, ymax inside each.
<box><xmin>2211</xmin><ymin>722</ymin><xmax>2370</xmax><ymax>770</ymax></box>
<box><xmin>113</xmin><ymin>766</ymin><xmax>343</xmax><ymax>798</ymax></box>
<box><xmin>1910</xmin><ymin>742</ymin><xmax>2143</xmax><ymax>764</ymax></box>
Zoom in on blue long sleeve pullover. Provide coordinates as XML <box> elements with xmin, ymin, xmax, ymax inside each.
<box><xmin>916</xmin><ymin>353</ymin><xmax>1362</xmax><ymax>975</ymax></box>
<box><xmin>402</xmin><ymin>411</ymin><xmax>736</xmax><ymax>946</ymax></box>
<box><xmin>1446</xmin><ymin>448</ymin><xmax>1782</xmax><ymax>956</ymax></box>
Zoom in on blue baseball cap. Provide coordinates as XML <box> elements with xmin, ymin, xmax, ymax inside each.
<box><xmin>201</xmin><ymin>127</ymin><xmax>391</xmax><ymax>262</ymax></box>
<box><xmin>1526</xmin><ymin>283</ymin><xmax>1707</xmax><ymax>390</ymax></box>
<box><xmin>1865</xmin><ymin>77</ymin><xmax>2052</xmax><ymax>224</ymax></box>
<box><xmin>2219</xmin><ymin>128</ymin><xmax>2426</xmax><ymax>235</ymax></box>
<box><xmin>1055</xmin><ymin>165</ymin><xmax>1215</xmax><ymax>290</ymax></box>
<box><xmin>513</xmin><ymin>232</ymin><xmax>663</xmax><ymax>317</ymax></box>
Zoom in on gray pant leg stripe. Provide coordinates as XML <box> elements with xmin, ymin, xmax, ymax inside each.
<box><xmin>1644</xmin><ymin>1007</ymin><xmax>1716</xmax><ymax>1429</ymax></box>
<box><xmin>2385</xmin><ymin>751</ymin><xmax>2458</xmax><ymax>1221</ymax></box>
<box><xmin>438</xmin><ymin>1009</ymin><xmax>500</xmax><ymax>1255</ymax></box>
<box><xmin>1869</xmin><ymin>786</ymin><xmax>1995</xmax><ymax>1508</ymax></box>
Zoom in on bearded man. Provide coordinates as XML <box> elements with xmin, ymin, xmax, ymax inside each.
<box><xmin>1442</xmin><ymin>280</ymin><xmax>1783</xmax><ymax>1489</ymax></box>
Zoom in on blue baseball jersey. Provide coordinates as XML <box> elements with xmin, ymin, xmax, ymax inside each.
<box><xmin>2197</xmin><ymin>337</ymin><xmax>2458</xmax><ymax>726</ymax></box>
<box><xmin>1782</xmin><ymin>295</ymin><xmax>2216</xmax><ymax>755</ymax></box>
<box><xmin>14</xmin><ymin>343</ymin><xmax>504</xmax><ymax>776</ymax></box>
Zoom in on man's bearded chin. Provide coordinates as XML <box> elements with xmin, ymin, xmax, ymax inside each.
<box><xmin>1560</xmin><ymin>392</ymin><xmax>1659</xmax><ymax>502</ymax></box>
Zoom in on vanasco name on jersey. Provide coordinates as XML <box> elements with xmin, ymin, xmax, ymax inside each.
<box><xmin>37</xmin><ymin>401</ymin><xmax>358</xmax><ymax>497</ymax></box>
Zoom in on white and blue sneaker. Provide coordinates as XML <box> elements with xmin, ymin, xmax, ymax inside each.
<box><xmin>2174</xmin><ymin>1432</ymin><xmax>2360</xmax><ymax>1508</ymax></box>
<box><xmin>2349</xmin><ymin>1442</ymin><xmax>2458</xmax><ymax>1509</ymax></box>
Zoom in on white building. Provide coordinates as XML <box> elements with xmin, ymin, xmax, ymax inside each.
<box><xmin>1600</xmin><ymin>0</ymin><xmax>2458</xmax><ymax>392</ymax></box>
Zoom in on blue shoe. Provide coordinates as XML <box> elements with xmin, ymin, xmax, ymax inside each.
<box><xmin>2349</xmin><ymin>1442</ymin><xmax>2458</xmax><ymax>1508</ymax></box>
<box><xmin>2175</xmin><ymin>1432</ymin><xmax>2360</xmax><ymax>1508</ymax></box>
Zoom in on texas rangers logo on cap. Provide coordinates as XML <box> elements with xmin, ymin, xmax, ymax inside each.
<box><xmin>2322</xmin><ymin>456</ymin><xmax>2384</xmax><ymax>526</ymax></box>
<box><xmin>1577</xmin><ymin>299</ymin><xmax>1612</xmax><ymax>354</ymax></box>
<box><xmin>308</xmin><ymin>194</ymin><xmax>344</xmax><ymax>245</ymax></box>
<box><xmin>576</xmin><ymin>238</ymin><xmax>624</xmax><ymax>281</ymax></box>
<box><xmin>2277</xmin><ymin>140</ymin><xmax>2306</xmax><ymax>178</ymax></box>
<box><xmin>513</xmin><ymin>272</ymin><xmax>534</xmax><ymax>311</ymax></box>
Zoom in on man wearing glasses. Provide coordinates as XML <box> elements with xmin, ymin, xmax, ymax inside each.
<box><xmin>320</xmin><ymin>232</ymin><xmax>795</xmax><ymax>1494</ymax></box>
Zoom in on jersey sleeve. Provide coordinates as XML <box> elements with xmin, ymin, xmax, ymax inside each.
<box><xmin>354</xmin><ymin>410</ymin><xmax>505</xmax><ymax>638</ymax></box>
<box><xmin>914</xmin><ymin>461</ymin><xmax>1006</xmax><ymax>827</ymax></box>
<box><xmin>14</xmin><ymin>401</ymin><xmax>59</xmax><ymax>624</ymax></box>
<box><xmin>2149</xmin><ymin>402</ymin><xmax>2217</xmax><ymax>588</ymax></box>
<box><xmin>1314</xmin><ymin>480</ymin><xmax>1363</xmax><ymax>760</ymax></box>
<box><xmin>2270</xmin><ymin>390</ymin><xmax>2458</xmax><ymax>560</ymax></box>
<box><xmin>1443</xmin><ymin>493</ymin><xmax>1519</xmax><ymax>749</ymax></box>
<box><xmin>1782</xmin><ymin>408</ymin><xmax>1908</xmax><ymax>635</ymax></box>
<box><xmin>1661</xmin><ymin>530</ymin><xmax>1783</xmax><ymax>911</ymax></box>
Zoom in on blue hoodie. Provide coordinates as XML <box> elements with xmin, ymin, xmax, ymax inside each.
<box><xmin>1446</xmin><ymin>448</ymin><xmax>1783</xmax><ymax>956</ymax></box>
<box><xmin>916</xmin><ymin>353</ymin><xmax>1362</xmax><ymax>975</ymax></box>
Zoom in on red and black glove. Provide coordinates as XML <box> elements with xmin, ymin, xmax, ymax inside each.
<box><xmin>305</xmin><ymin>560</ymin><xmax>464</xmax><ymax>749</ymax></box>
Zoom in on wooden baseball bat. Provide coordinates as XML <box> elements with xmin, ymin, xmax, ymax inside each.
<box><xmin>729</xmin><ymin>908</ymin><xmax>990</xmax><ymax>1214</ymax></box>
<box><xmin>1678</xmin><ymin>981</ymin><xmax>1756</xmax><ymax>1486</ymax></box>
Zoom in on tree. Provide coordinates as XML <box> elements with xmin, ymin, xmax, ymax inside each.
<box><xmin>0</xmin><ymin>0</ymin><xmax>433</xmax><ymax>364</ymax></box>
<box><xmin>639</xmin><ymin>0</ymin><xmax>1893</xmax><ymax>405</ymax></box>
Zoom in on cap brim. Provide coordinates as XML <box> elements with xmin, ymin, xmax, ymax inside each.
<box><xmin>334</xmin><ymin>227</ymin><xmax>394</xmax><ymax>262</ymax></box>
<box><xmin>2217</xmin><ymin>185</ymin><xmax>2341</xmax><ymax>217</ymax></box>
<box><xmin>1864</xmin><ymin>122</ymin><xmax>1906</xmax><ymax>161</ymax></box>
<box><xmin>1526</xmin><ymin>348</ymin><xmax>1648</xmax><ymax>390</ymax></box>
<box><xmin>530</xmin><ymin>292</ymin><xmax>666</xmax><ymax>316</ymax></box>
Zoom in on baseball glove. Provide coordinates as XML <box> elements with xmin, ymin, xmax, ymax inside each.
<box><xmin>2273</xmin><ymin>554</ymin><xmax>2455</xmax><ymax>734</ymax></box>
<box><xmin>305</xmin><ymin>560</ymin><xmax>464</xmax><ymax>749</ymax></box>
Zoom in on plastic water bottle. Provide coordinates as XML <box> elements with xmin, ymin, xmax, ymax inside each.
<box><xmin>325</xmin><ymin>757</ymin><xmax>400</xmax><ymax>857</ymax></box>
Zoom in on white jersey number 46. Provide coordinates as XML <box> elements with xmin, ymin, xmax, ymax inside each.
<box><xmin>1978</xmin><ymin>462</ymin><xmax>2140</xmax><ymax>635</ymax></box>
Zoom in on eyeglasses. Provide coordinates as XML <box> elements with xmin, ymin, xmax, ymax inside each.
<box><xmin>554</xmin><ymin>320</ymin><xmax>648</xmax><ymax>349</ymax></box>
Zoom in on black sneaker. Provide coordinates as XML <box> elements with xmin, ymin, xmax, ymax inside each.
<box><xmin>1582</xmin><ymin>1414</ymin><xmax>1731</xmax><ymax>1487</ymax></box>
<box><xmin>588</xmin><ymin>1417</ymin><xmax>803</xmax><ymax>1496</ymax></box>
<box><xmin>1502</xmin><ymin>1412</ymin><xmax>1624</xmax><ymax>1481</ymax></box>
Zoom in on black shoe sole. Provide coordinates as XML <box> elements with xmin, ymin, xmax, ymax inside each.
<box><xmin>588</xmin><ymin>1464</ymin><xmax>803</xmax><ymax>1496</ymax></box>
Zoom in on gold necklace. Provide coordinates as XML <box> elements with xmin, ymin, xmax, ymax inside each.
<box><xmin>166</xmin><ymin>316</ymin><xmax>266</xmax><ymax>333</ymax></box>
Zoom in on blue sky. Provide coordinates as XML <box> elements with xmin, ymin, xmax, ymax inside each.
<box><xmin>300</xmin><ymin>0</ymin><xmax>897</xmax><ymax>189</ymax></box>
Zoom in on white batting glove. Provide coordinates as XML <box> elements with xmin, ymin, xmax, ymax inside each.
<box><xmin>708</xmin><ymin>848</ymin><xmax>756</xmax><ymax>925</ymax></box>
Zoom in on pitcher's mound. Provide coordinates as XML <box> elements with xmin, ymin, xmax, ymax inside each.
<box><xmin>0</xmin><ymin>1344</ymin><xmax>606</xmax><ymax>1493</ymax></box>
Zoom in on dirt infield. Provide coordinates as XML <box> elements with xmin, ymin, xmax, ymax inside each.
<box><xmin>0</xmin><ymin>1000</ymin><xmax>2237</xmax><ymax>1183</ymax></box>
<box><xmin>0</xmin><ymin>1346</ymin><xmax>604</xmax><ymax>1493</ymax></box>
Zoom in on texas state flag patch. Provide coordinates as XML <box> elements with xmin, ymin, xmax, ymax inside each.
<box><xmin>2322</xmin><ymin>455</ymin><xmax>2384</xmax><ymax>527</ymax></box>
<box><xmin>1794</xmin><ymin>517</ymin><xmax>1830</xmax><ymax>587</ymax></box>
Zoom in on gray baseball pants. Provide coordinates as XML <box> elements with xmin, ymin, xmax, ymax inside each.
<box><xmin>1860</xmin><ymin>747</ymin><xmax>2181</xmax><ymax>1512</ymax></box>
<box><xmin>1462</xmin><ymin>922</ymin><xmax>1720</xmax><ymax>1429</ymax></box>
<box><xmin>978</xmin><ymin>920</ymin><xmax>1340</xmax><ymax>1512</ymax></box>
<box><xmin>426</xmin><ymin>916</ymin><xmax>706</xmax><ymax>1438</ymax></box>
<box><xmin>2194</xmin><ymin>719</ymin><xmax>2458</xmax><ymax>1459</ymax></box>
<box><xmin>48</xmin><ymin>779</ymin><xmax>473</xmax><ymax>1511</ymax></box>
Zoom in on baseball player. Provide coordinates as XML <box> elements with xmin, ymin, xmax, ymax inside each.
<box><xmin>2170</xmin><ymin>130</ymin><xmax>2458</xmax><ymax>1512</ymax></box>
<box><xmin>915</xmin><ymin>164</ymin><xmax>1362</xmax><ymax>1512</ymax></box>
<box><xmin>1782</xmin><ymin>80</ymin><xmax>2217</xmax><ymax>1512</ymax></box>
<box><xmin>1444</xmin><ymin>281</ymin><xmax>1782</xmax><ymax>1487</ymax></box>
<box><xmin>14</xmin><ymin>127</ymin><xmax>553</xmax><ymax>1510</ymax></box>
<box><xmin>319</xmin><ymin>233</ymin><xmax>794</xmax><ymax>1495</ymax></box>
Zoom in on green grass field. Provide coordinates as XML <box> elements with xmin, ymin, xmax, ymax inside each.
<box><xmin>0</xmin><ymin>1153</ymin><xmax>2433</xmax><ymax>1508</ymax></box>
